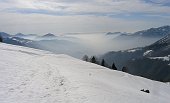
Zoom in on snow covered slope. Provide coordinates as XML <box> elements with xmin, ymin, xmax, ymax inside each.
<box><xmin>0</xmin><ymin>43</ymin><xmax>170</xmax><ymax>103</ymax></box>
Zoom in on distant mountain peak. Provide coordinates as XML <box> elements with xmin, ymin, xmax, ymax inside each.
<box><xmin>42</xmin><ymin>33</ymin><xmax>56</xmax><ymax>37</ymax></box>
<box><xmin>15</xmin><ymin>33</ymin><xmax>25</xmax><ymax>36</ymax></box>
<box><xmin>0</xmin><ymin>32</ymin><xmax>10</xmax><ymax>38</ymax></box>
<box><xmin>160</xmin><ymin>25</ymin><xmax>170</xmax><ymax>28</ymax></box>
<box><xmin>106</xmin><ymin>32</ymin><xmax>121</xmax><ymax>35</ymax></box>
<box><xmin>106</xmin><ymin>32</ymin><xmax>130</xmax><ymax>36</ymax></box>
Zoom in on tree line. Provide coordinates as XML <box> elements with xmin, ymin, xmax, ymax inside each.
<box><xmin>82</xmin><ymin>55</ymin><xmax>128</xmax><ymax>72</ymax></box>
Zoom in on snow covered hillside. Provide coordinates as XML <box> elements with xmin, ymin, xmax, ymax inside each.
<box><xmin>0</xmin><ymin>43</ymin><xmax>170</xmax><ymax>103</ymax></box>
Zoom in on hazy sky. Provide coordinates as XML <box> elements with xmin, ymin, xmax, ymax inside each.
<box><xmin>0</xmin><ymin>0</ymin><xmax>170</xmax><ymax>35</ymax></box>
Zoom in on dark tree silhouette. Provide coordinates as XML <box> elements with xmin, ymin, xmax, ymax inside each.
<box><xmin>112</xmin><ymin>62</ymin><xmax>117</xmax><ymax>70</ymax></box>
<box><xmin>90</xmin><ymin>56</ymin><xmax>96</xmax><ymax>63</ymax></box>
<box><xmin>0</xmin><ymin>36</ymin><xmax>2</xmax><ymax>42</ymax></box>
<box><xmin>122</xmin><ymin>66</ymin><xmax>128</xmax><ymax>72</ymax></box>
<box><xmin>82</xmin><ymin>55</ymin><xmax>89</xmax><ymax>62</ymax></box>
<box><xmin>101</xmin><ymin>59</ymin><xmax>105</xmax><ymax>66</ymax></box>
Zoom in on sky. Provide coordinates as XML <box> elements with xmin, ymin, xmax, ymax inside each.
<box><xmin>0</xmin><ymin>0</ymin><xmax>170</xmax><ymax>35</ymax></box>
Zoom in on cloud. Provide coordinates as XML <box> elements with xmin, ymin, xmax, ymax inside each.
<box><xmin>144</xmin><ymin>0</ymin><xmax>170</xmax><ymax>5</ymax></box>
<box><xmin>0</xmin><ymin>0</ymin><xmax>169</xmax><ymax>34</ymax></box>
<box><xmin>1</xmin><ymin>0</ymin><xmax>170</xmax><ymax>16</ymax></box>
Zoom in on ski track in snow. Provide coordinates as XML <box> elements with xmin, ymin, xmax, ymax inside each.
<box><xmin>0</xmin><ymin>43</ymin><xmax>170</xmax><ymax>103</ymax></box>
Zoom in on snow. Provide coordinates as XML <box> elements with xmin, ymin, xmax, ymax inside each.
<box><xmin>143</xmin><ymin>50</ymin><xmax>153</xmax><ymax>56</ymax></box>
<box><xmin>127</xmin><ymin>49</ymin><xmax>137</xmax><ymax>52</ymax></box>
<box><xmin>0</xmin><ymin>43</ymin><xmax>170</xmax><ymax>103</ymax></box>
<box><xmin>126</xmin><ymin>48</ymin><xmax>140</xmax><ymax>53</ymax></box>
<box><xmin>149</xmin><ymin>55</ymin><xmax>170</xmax><ymax>61</ymax></box>
<box><xmin>11</xmin><ymin>37</ymin><xmax>32</xmax><ymax>44</ymax></box>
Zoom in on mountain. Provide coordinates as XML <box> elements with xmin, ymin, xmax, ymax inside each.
<box><xmin>36</xmin><ymin>33</ymin><xmax>57</xmax><ymax>40</ymax></box>
<box><xmin>3</xmin><ymin>37</ymin><xmax>33</xmax><ymax>46</ymax></box>
<box><xmin>14</xmin><ymin>33</ymin><xmax>25</xmax><ymax>37</ymax></box>
<box><xmin>42</xmin><ymin>33</ymin><xmax>56</xmax><ymax>37</ymax></box>
<box><xmin>103</xmin><ymin>25</ymin><xmax>170</xmax><ymax>53</ymax></box>
<box><xmin>1</xmin><ymin>25</ymin><xmax>169</xmax><ymax>60</ymax></box>
<box><xmin>112</xmin><ymin>25</ymin><xmax>170</xmax><ymax>38</ymax></box>
<box><xmin>145</xmin><ymin>34</ymin><xmax>170</xmax><ymax>56</ymax></box>
<box><xmin>126</xmin><ymin>34</ymin><xmax>170</xmax><ymax>82</ymax></box>
<box><xmin>106</xmin><ymin>32</ymin><xmax>131</xmax><ymax>36</ymax></box>
<box><xmin>133</xmin><ymin>25</ymin><xmax>170</xmax><ymax>37</ymax></box>
<box><xmin>12</xmin><ymin>33</ymin><xmax>58</xmax><ymax>41</ymax></box>
<box><xmin>0</xmin><ymin>32</ymin><xmax>10</xmax><ymax>38</ymax></box>
<box><xmin>102</xmin><ymin>48</ymin><xmax>145</xmax><ymax>69</ymax></box>
<box><xmin>106</xmin><ymin>32</ymin><xmax>121</xmax><ymax>35</ymax></box>
<box><xmin>0</xmin><ymin>32</ymin><xmax>33</xmax><ymax>47</ymax></box>
<box><xmin>105</xmin><ymin>32</ymin><xmax>131</xmax><ymax>40</ymax></box>
<box><xmin>102</xmin><ymin>34</ymin><xmax>170</xmax><ymax>82</ymax></box>
<box><xmin>13</xmin><ymin>33</ymin><xmax>38</xmax><ymax>40</ymax></box>
<box><xmin>0</xmin><ymin>43</ymin><xmax>170</xmax><ymax>103</ymax></box>
<box><xmin>0</xmin><ymin>32</ymin><xmax>89</xmax><ymax>58</ymax></box>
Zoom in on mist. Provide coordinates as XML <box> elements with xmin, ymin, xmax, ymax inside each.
<box><xmin>24</xmin><ymin>32</ymin><xmax>160</xmax><ymax>59</ymax></box>
<box><xmin>8</xmin><ymin>31</ymin><xmax>161</xmax><ymax>59</ymax></box>
<box><xmin>67</xmin><ymin>33</ymin><xmax>160</xmax><ymax>56</ymax></box>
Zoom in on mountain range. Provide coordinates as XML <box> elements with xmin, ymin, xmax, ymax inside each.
<box><xmin>107</xmin><ymin>25</ymin><xmax>170</xmax><ymax>38</ymax></box>
<box><xmin>102</xmin><ymin>33</ymin><xmax>170</xmax><ymax>82</ymax></box>
<box><xmin>105</xmin><ymin>26</ymin><xmax>170</xmax><ymax>50</ymax></box>
<box><xmin>0</xmin><ymin>32</ymin><xmax>90</xmax><ymax>58</ymax></box>
<box><xmin>0</xmin><ymin>25</ymin><xmax>170</xmax><ymax>81</ymax></box>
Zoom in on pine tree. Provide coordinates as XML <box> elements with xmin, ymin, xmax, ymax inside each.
<box><xmin>0</xmin><ymin>35</ymin><xmax>2</xmax><ymax>42</ymax></box>
<box><xmin>90</xmin><ymin>56</ymin><xmax>96</xmax><ymax>63</ymax></box>
<box><xmin>112</xmin><ymin>62</ymin><xmax>117</xmax><ymax>70</ymax></box>
<box><xmin>101</xmin><ymin>59</ymin><xmax>105</xmax><ymax>66</ymax></box>
<box><xmin>82</xmin><ymin>55</ymin><xmax>89</xmax><ymax>61</ymax></box>
<box><xmin>122</xmin><ymin>66</ymin><xmax>128</xmax><ymax>72</ymax></box>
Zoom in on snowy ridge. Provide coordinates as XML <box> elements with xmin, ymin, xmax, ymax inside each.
<box><xmin>120</xmin><ymin>48</ymin><xmax>141</xmax><ymax>53</ymax></box>
<box><xmin>143</xmin><ymin>50</ymin><xmax>153</xmax><ymax>56</ymax></box>
<box><xmin>127</xmin><ymin>48</ymin><xmax>140</xmax><ymax>53</ymax></box>
<box><xmin>149</xmin><ymin>55</ymin><xmax>170</xmax><ymax>61</ymax></box>
<box><xmin>0</xmin><ymin>43</ymin><xmax>170</xmax><ymax>103</ymax></box>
